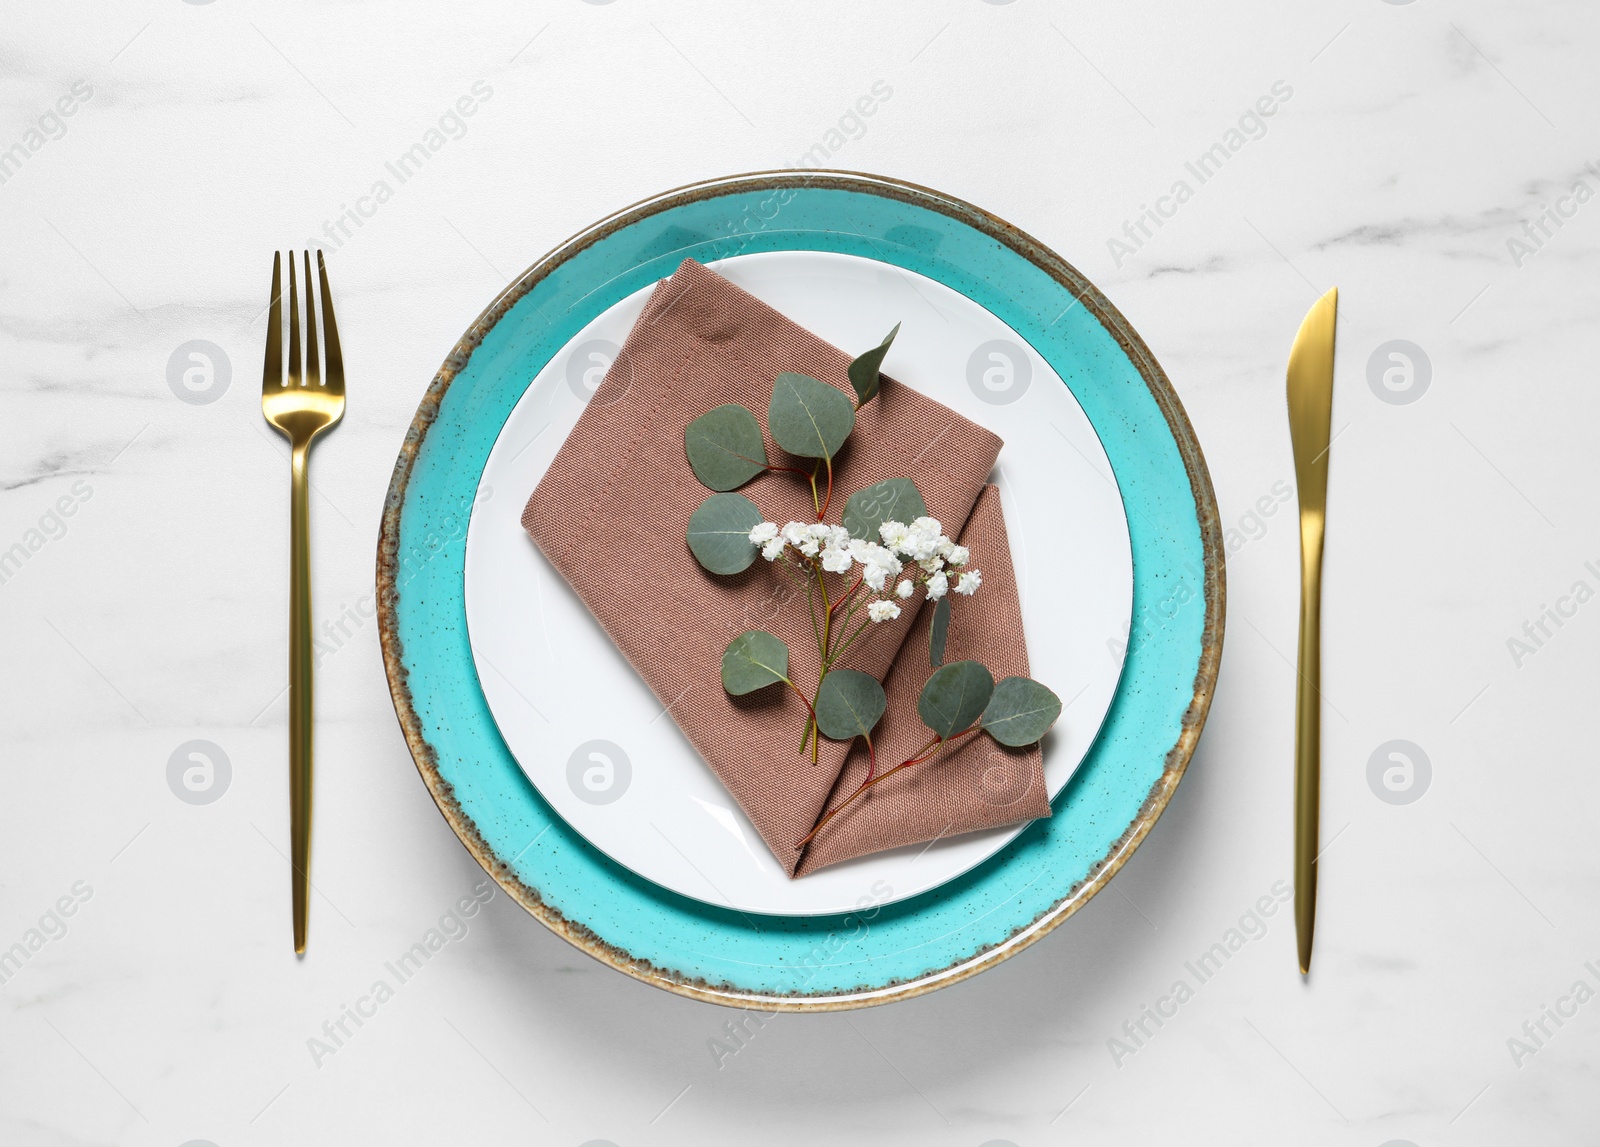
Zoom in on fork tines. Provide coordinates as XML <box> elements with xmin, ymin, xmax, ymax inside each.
<box><xmin>262</xmin><ymin>250</ymin><xmax>344</xmax><ymax>393</ymax></box>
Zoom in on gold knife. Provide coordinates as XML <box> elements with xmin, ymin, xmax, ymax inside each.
<box><xmin>1286</xmin><ymin>286</ymin><xmax>1336</xmax><ymax>976</ymax></box>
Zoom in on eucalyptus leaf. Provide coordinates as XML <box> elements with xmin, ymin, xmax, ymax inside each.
<box><xmin>847</xmin><ymin>322</ymin><xmax>900</xmax><ymax>407</ymax></box>
<box><xmin>685</xmin><ymin>404</ymin><xmax>767</xmax><ymax>491</ymax></box>
<box><xmin>842</xmin><ymin>478</ymin><xmax>927</xmax><ymax>541</ymax></box>
<box><xmin>686</xmin><ymin>492</ymin><xmax>763</xmax><ymax>575</ymax></box>
<box><xmin>979</xmin><ymin>676</ymin><xmax>1063</xmax><ymax>747</ymax></box>
<box><xmin>813</xmin><ymin>669</ymin><xmax>887</xmax><ymax>741</ymax></box>
<box><xmin>767</xmin><ymin>372</ymin><xmax>855</xmax><ymax>459</ymax></box>
<box><xmin>917</xmin><ymin>660</ymin><xmax>994</xmax><ymax>739</ymax></box>
<box><xmin>928</xmin><ymin>596</ymin><xmax>951</xmax><ymax>667</ymax></box>
<box><xmin>721</xmin><ymin>630</ymin><xmax>790</xmax><ymax>695</ymax></box>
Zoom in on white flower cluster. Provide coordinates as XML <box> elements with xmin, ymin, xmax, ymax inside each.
<box><xmin>747</xmin><ymin>516</ymin><xmax>981</xmax><ymax>623</ymax></box>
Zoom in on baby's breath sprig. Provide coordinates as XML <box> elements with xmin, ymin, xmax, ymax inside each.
<box><xmin>740</xmin><ymin>514</ymin><xmax>983</xmax><ymax>762</ymax></box>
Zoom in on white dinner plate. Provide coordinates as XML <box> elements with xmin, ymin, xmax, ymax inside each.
<box><xmin>463</xmin><ymin>250</ymin><xmax>1133</xmax><ymax>916</ymax></box>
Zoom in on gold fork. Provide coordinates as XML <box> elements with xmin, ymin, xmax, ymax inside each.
<box><xmin>261</xmin><ymin>251</ymin><xmax>345</xmax><ymax>955</ymax></box>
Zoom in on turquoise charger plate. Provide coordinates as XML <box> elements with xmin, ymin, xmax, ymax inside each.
<box><xmin>377</xmin><ymin>171</ymin><xmax>1224</xmax><ymax>1010</ymax></box>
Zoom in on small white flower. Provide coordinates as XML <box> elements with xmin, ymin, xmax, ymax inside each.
<box><xmin>947</xmin><ymin>544</ymin><xmax>970</xmax><ymax>567</ymax></box>
<box><xmin>934</xmin><ymin>535</ymin><xmax>955</xmax><ymax>559</ymax></box>
<box><xmin>821</xmin><ymin>546</ymin><xmax>853</xmax><ymax>574</ymax></box>
<box><xmin>826</xmin><ymin>525</ymin><xmax>852</xmax><ymax>550</ymax></box>
<box><xmin>788</xmin><ymin>522</ymin><xmax>824</xmax><ymax>557</ymax></box>
<box><xmin>850</xmin><ymin>540</ymin><xmax>894</xmax><ymax>571</ymax></box>
<box><xmin>879</xmin><ymin>520</ymin><xmax>912</xmax><ymax>551</ymax></box>
<box><xmin>919</xmin><ymin>556</ymin><xmax>945</xmax><ymax>574</ymax></box>
<box><xmin>902</xmin><ymin>517</ymin><xmax>943</xmax><ymax>561</ymax></box>
<box><xmin>761</xmin><ymin>537</ymin><xmax>786</xmax><ymax>561</ymax></box>
<box><xmin>749</xmin><ymin>522</ymin><xmax>779</xmax><ymax>546</ymax></box>
<box><xmin>868</xmin><ymin>600</ymin><xmax>901</xmax><ymax>623</ymax></box>
<box><xmin>955</xmin><ymin>570</ymin><xmax>982</xmax><ymax>596</ymax></box>
<box><xmin>896</xmin><ymin>579</ymin><xmax>914</xmax><ymax>599</ymax></box>
<box><xmin>925</xmin><ymin>570</ymin><xmax>948</xmax><ymax>600</ymax></box>
<box><xmin>850</xmin><ymin>541</ymin><xmax>901</xmax><ymax>592</ymax></box>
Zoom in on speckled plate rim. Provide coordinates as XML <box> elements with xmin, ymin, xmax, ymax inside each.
<box><xmin>377</xmin><ymin>170</ymin><xmax>1225</xmax><ymax>1011</ymax></box>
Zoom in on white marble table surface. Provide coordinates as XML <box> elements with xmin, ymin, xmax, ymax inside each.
<box><xmin>3</xmin><ymin>1</ymin><xmax>1596</xmax><ymax>1144</ymax></box>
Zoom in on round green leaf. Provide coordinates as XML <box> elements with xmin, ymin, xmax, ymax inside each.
<box><xmin>927</xmin><ymin>596</ymin><xmax>951</xmax><ymax>667</ymax></box>
<box><xmin>685</xmin><ymin>404</ymin><xmax>767</xmax><ymax>491</ymax></box>
<box><xmin>917</xmin><ymin>660</ymin><xmax>994</xmax><ymax>739</ymax></box>
<box><xmin>980</xmin><ymin>676</ymin><xmax>1063</xmax><ymax>747</ymax></box>
<box><xmin>842</xmin><ymin>477</ymin><xmax>927</xmax><ymax>541</ymax></box>
<box><xmin>813</xmin><ymin>669</ymin><xmax>887</xmax><ymax>741</ymax></box>
<box><xmin>767</xmin><ymin>372</ymin><xmax>855</xmax><ymax>459</ymax></box>
<box><xmin>686</xmin><ymin>492</ymin><xmax>763</xmax><ymax>575</ymax></box>
<box><xmin>721</xmin><ymin>631</ymin><xmax>790</xmax><ymax>695</ymax></box>
<box><xmin>847</xmin><ymin>322</ymin><xmax>900</xmax><ymax>407</ymax></box>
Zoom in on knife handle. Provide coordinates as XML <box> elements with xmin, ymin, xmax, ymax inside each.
<box><xmin>1294</xmin><ymin>513</ymin><xmax>1324</xmax><ymax>975</ymax></box>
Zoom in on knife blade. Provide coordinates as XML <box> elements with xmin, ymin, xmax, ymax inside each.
<box><xmin>1286</xmin><ymin>286</ymin><xmax>1336</xmax><ymax>976</ymax></box>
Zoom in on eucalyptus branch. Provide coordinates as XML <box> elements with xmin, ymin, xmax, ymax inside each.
<box><xmin>692</xmin><ymin>339</ymin><xmax>1067</xmax><ymax>863</ymax></box>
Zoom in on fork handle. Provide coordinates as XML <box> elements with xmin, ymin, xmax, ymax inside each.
<box><xmin>289</xmin><ymin>440</ymin><xmax>314</xmax><ymax>955</ymax></box>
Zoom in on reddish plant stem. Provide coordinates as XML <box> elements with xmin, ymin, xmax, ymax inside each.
<box><xmin>829</xmin><ymin>571</ymin><xmax>865</xmax><ymax>619</ymax></box>
<box><xmin>785</xmin><ymin>679</ymin><xmax>817</xmax><ymax>726</ymax></box>
<box><xmin>899</xmin><ymin>726</ymin><xmax>982</xmax><ymax>769</ymax></box>
<box><xmin>929</xmin><ymin>725</ymin><xmax>985</xmax><ymax>755</ymax></box>
<box><xmin>763</xmin><ymin>463</ymin><xmax>812</xmax><ymax>479</ymax></box>
<box><xmin>817</xmin><ymin>455</ymin><xmax>835</xmax><ymax>521</ymax></box>
<box><xmin>795</xmin><ymin>724</ymin><xmax>986</xmax><ymax>849</ymax></box>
